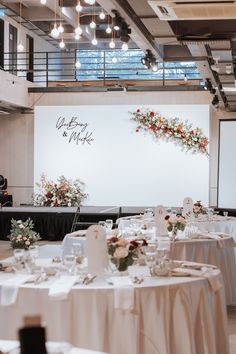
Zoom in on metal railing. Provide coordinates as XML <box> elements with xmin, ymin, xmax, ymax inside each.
<box><xmin>1</xmin><ymin>49</ymin><xmax>201</xmax><ymax>87</ymax></box>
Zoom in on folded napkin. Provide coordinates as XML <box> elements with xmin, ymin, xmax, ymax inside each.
<box><xmin>173</xmin><ymin>267</ymin><xmax>222</xmax><ymax>292</ymax></box>
<box><xmin>48</xmin><ymin>276</ymin><xmax>78</xmax><ymax>301</ymax></box>
<box><xmin>110</xmin><ymin>276</ymin><xmax>134</xmax><ymax>311</ymax></box>
<box><xmin>0</xmin><ymin>274</ymin><xmax>35</xmax><ymax>306</ymax></box>
<box><xmin>67</xmin><ymin>230</ymin><xmax>86</xmax><ymax>237</ymax></box>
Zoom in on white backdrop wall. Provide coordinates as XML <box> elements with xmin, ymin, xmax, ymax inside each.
<box><xmin>35</xmin><ymin>105</ymin><xmax>209</xmax><ymax>206</ymax></box>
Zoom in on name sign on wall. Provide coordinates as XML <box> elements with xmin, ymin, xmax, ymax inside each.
<box><xmin>56</xmin><ymin>116</ymin><xmax>94</xmax><ymax>145</ymax></box>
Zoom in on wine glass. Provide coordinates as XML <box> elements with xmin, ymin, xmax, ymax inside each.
<box><xmin>71</xmin><ymin>242</ymin><xmax>83</xmax><ymax>264</ymax></box>
<box><xmin>29</xmin><ymin>245</ymin><xmax>39</xmax><ymax>263</ymax></box>
<box><xmin>64</xmin><ymin>255</ymin><xmax>76</xmax><ymax>274</ymax></box>
<box><xmin>98</xmin><ymin>221</ymin><xmax>106</xmax><ymax>229</ymax></box>
<box><xmin>105</xmin><ymin>219</ymin><xmax>113</xmax><ymax>233</ymax></box>
<box><xmin>145</xmin><ymin>243</ymin><xmax>157</xmax><ymax>276</ymax></box>
<box><xmin>14</xmin><ymin>249</ymin><xmax>25</xmax><ymax>263</ymax></box>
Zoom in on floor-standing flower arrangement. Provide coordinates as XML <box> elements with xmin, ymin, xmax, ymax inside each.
<box><xmin>9</xmin><ymin>218</ymin><xmax>41</xmax><ymax>249</ymax></box>
<box><xmin>33</xmin><ymin>174</ymin><xmax>88</xmax><ymax>207</ymax></box>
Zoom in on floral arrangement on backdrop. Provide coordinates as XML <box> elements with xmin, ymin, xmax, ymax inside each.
<box><xmin>165</xmin><ymin>215</ymin><xmax>186</xmax><ymax>240</ymax></box>
<box><xmin>193</xmin><ymin>201</ymin><xmax>207</xmax><ymax>217</ymax></box>
<box><xmin>107</xmin><ymin>237</ymin><xmax>147</xmax><ymax>271</ymax></box>
<box><xmin>33</xmin><ymin>174</ymin><xmax>87</xmax><ymax>207</ymax></box>
<box><xmin>130</xmin><ymin>109</ymin><xmax>209</xmax><ymax>156</ymax></box>
<box><xmin>9</xmin><ymin>218</ymin><xmax>41</xmax><ymax>249</ymax></box>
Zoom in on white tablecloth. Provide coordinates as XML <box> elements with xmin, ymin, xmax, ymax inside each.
<box><xmin>62</xmin><ymin>233</ymin><xmax>86</xmax><ymax>257</ymax></box>
<box><xmin>0</xmin><ymin>267</ymin><xmax>229</xmax><ymax>354</ymax></box>
<box><xmin>169</xmin><ymin>236</ymin><xmax>236</xmax><ymax>305</ymax></box>
<box><xmin>194</xmin><ymin>217</ymin><xmax>236</xmax><ymax>241</ymax></box>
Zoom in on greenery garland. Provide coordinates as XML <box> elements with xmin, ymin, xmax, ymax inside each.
<box><xmin>131</xmin><ymin>108</ymin><xmax>209</xmax><ymax>156</ymax></box>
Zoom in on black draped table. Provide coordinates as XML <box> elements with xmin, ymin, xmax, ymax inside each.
<box><xmin>0</xmin><ymin>206</ymin><xmax>140</xmax><ymax>241</ymax></box>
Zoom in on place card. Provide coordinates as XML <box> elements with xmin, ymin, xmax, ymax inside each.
<box><xmin>155</xmin><ymin>206</ymin><xmax>168</xmax><ymax>236</ymax></box>
<box><xmin>182</xmin><ymin>197</ymin><xmax>193</xmax><ymax>217</ymax></box>
<box><xmin>86</xmin><ymin>225</ymin><xmax>109</xmax><ymax>276</ymax></box>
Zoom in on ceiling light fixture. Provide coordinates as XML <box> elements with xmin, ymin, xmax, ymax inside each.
<box><xmin>59</xmin><ymin>39</ymin><xmax>65</xmax><ymax>49</ymax></box>
<box><xmin>58</xmin><ymin>23</ymin><xmax>64</xmax><ymax>33</ymax></box>
<box><xmin>51</xmin><ymin>0</ymin><xmax>59</xmax><ymax>38</ymax></box>
<box><xmin>17</xmin><ymin>0</ymin><xmax>24</xmax><ymax>52</ymax></box>
<box><xmin>76</xmin><ymin>1</ymin><xmax>82</xmax><ymax>12</ymax></box>
<box><xmin>74</xmin><ymin>33</ymin><xmax>81</xmax><ymax>40</ymax></box>
<box><xmin>141</xmin><ymin>50</ymin><xmax>158</xmax><ymax>70</ymax></box>
<box><xmin>85</xmin><ymin>0</ymin><xmax>95</xmax><ymax>4</ymax></box>
<box><xmin>99</xmin><ymin>11</ymin><xmax>106</xmax><ymax>20</ymax></box>
<box><xmin>90</xmin><ymin>4</ymin><xmax>96</xmax><ymax>29</ymax></box>
<box><xmin>212</xmin><ymin>95</ymin><xmax>219</xmax><ymax>108</ymax></box>
<box><xmin>40</xmin><ymin>0</ymin><xmax>47</xmax><ymax>4</ymax></box>
<box><xmin>109</xmin><ymin>39</ymin><xmax>115</xmax><ymax>49</ymax></box>
<box><xmin>91</xmin><ymin>32</ymin><xmax>97</xmax><ymax>45</ymax></box>
<box><xmin>75</xmin><ymin>9</ymin><xmax>82</xmax><ymax>36</ymax></box>
<box><xmin>121</xmin><ymin>42</ymin><xmax>128</xmax><ymax>51</ymax></box>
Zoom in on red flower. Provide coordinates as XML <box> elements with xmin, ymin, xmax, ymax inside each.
<box><xmin>150</xmin><ymin>111</ymin><xmax>155</xmax><ymax>116</ymax></box>
<box><xmin>130</xmin><ymin>240</ymin><xmax>139</xmax><ymax>248</ymax></box>
<box><xmin>150</xmin><ymin>124</ymin><xmax>156</xmax><ymax>131</ymax></box>
<box><xmin>165</xmin><ymin>215</ymin><xmax>170</xmax><ymax>220</ymax></box>
<box><xmin>136</xmin><ymin>109</ymin><xmax>140</xmax><ymax>113</ymax></box>
<box><xmin>108</xmin><ymin>237</ymin><xmax>119</xmax><ymax>243</ymax></box>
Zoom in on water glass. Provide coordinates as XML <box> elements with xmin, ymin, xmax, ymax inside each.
<box><xmin>29</xmin><ymin>245</ymin><xmax>39</xmax><ymax>262</ymax></box>
<box><xmin>64</xmin><ymin>255</ymin><xmax>76</xmax><ymax>274</ymax></box>
<box><xmin>223</xmin><ymin>211</ymin><xmax>228</xmax><ymax>217</ymax></box>
<box><xmin>14</xmin><ymin>248</ymin><xmax>25</xmax><ymax>263</ymax></box>
<box><xmin>144</xmin><ymin>208</ymin><xmax>154</xmax><ymax>218</ymax></box>
<box><xmin>105</xmin><ymin>219</ymin><xmax>113</xmax><ymax>232</ymax></box>
<box><xmin>98</xmin><ymin>221</ymin><xmax>106</xmax><ymax>229</ymax></box>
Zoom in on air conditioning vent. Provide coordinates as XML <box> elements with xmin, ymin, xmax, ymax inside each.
<box><xmin>148</xmin><ymin>0</ymin><xmax>236</xmax><ymax>20</ymax></box>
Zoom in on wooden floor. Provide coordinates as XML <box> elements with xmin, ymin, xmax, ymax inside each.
<box><xmin>0</xmin><ymin>240</ymin><xmax>235</xmax><ymax>354</ymax></box>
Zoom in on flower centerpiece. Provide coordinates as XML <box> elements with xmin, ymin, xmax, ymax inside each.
<box><xmin>9</xmin><ymin>218</ymin><xmax>41</xmax><ymax>249</ymax></box>
<box><xmin>107</xmin><ymin>237</ymin><xmax>146</xmax><ymax>272</ymax></box>
<box><xmin>165</xmin><ymin>215</ymin><xmax>186</xmax><ymax>241</ymax></box>
<box><xmin>193</xmin><ymin>201</ymin><xmax>207</xmax><ymax>217</ymax></box>
<box><xmin>131</xmin><ymin>109</ymin><xmax>209</xmax><ymax>156</ymax></box>
<box><xmin>33</xmin><ymin>174</ymin><xmax>87</xmax><ymax>207</ymax></box>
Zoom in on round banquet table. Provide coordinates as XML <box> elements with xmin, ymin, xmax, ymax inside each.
<box><xmin>0</xmin><ymin>266</ymin><xmax>229</xmax><ymax>354</ymax></box>
<box><xmin>169</xmin><ymin>236</ymin><xmax>236</xmax><ymax>305</ymax></box>
<box><xmin>194</xmin><ymin>216</ymin><xmax>236</xmax><ymax>241</ymax></box>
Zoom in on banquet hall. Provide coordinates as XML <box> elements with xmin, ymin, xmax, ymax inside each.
<box><xmin>0</xmin><ymin>0</ymin><xmax>236</xmax><ymax>353</ymax></box>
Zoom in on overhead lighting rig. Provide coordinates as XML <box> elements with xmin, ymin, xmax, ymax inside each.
<box><xmin>141</xmin><ymin>50</ymin><xmax>158</xmax><ymax>71</ymax></box>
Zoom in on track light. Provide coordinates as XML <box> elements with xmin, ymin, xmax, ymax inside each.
<box><xmin>141</xmin><ymin>50</ymin><xmax>158</xmax><ymax>70</ymax></box>
<box><xmin>212</xmin><ymin>95</ymin><xmax>219</xmax><ymax>108</ymax></box>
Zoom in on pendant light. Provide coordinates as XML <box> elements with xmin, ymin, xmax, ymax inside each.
<box><xmin>50</xmin><ymin>0</ymin><xmax>59</xmax><ymax>38</ymax></box>
<box><xmin>106</xmin><ymin>15</ymin><xmax>112</xmax><ymax>34</ymax></box>
<box><xmin>17</xmin><ymin>0</ymin><xmax>24</xmax><ymax>52</ymax></box>
<box><xmin>76</xmin><ymin>1</ymin><xmax>82</xmax><ymax>12</ymax></box>
<box><xmin>58</xmin><ymin>0</ymin><xmax>64</xmax><ymax>33</ymax></box>
<box><xmin>89</xmin><ymin>5</ymin><xmax>96</xmax><ymax>29</ymax></box>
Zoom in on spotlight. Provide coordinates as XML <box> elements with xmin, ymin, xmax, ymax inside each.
<box><xmin>210</xmin><ymin>87</ymin><xmax>216</xmax><ymax>94</ymax></box>
<box><xmin>204</xmin><ymin>78</ymin><xmax>212</xmax><ymax>91</ymax></box>
<box><xmin>90</xmin><ymin>21</ymin><xmax>96</xmax><ymax>29</ymax></box>
<box><xmin>99</xmin><ymin>11</ymin><xmax>106</xmax><ymax>20</ymax></box>
<box><xmin>59</xmin><ymin>39</ymin><xmax>65</xmax><ymax>49</ymax></box>
<box><xmin>113</xmin><ymin>13</ymin><xmax>122</xmax><ymax>31</ymax></box>
<box><xmin>120</xmin><ymin>23</ymin><xmax>131</xmax><ymax>42</ymax></box>
<box><xmin>141</xmin><ymin>50</ymin><xmax>157</xmax><ymax>70</ymax></box>
<box><xmin>212</xmin><ymin>95</ymin><xmax>219</xmax><ymax>108</ymax></box>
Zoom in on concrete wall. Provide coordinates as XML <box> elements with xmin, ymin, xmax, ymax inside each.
<box><xmin>2</xmin><ymin>90</ymin><xmax>228</xmax><ymax>207</ymax></box>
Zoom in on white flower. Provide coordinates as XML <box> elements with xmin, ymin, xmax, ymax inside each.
<box><xmin>19</xmin><ymin>224</ymin><xmax>24</xmax><ymax>229</ymax></box>
<box><xmin>17</xmin><ymin>220</ymin><xmax>22</xmax><ymax>224</ymax></box>
<box><xmin>114</xmin><ymin>246</ymin><xmax>129</xmax><ymax>259</ymax></box>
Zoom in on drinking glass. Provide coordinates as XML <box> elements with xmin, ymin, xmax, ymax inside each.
<box><xmin>145</xmin><ymin>243</ymin><xmax>157</xmax><ymax>276</ymax></box>
<box><xmin>105</xmin><ymin>219</ymin><xmax>113</xmax><ymax>232</ymax></box>
<box><xmin>223</xmin><ymin>211</ymin><xmax>228</xmax><ymax>217</ymax></box>
<box><xmin>64</xmin><ymin>255</ymin><xmax>76</xmax><ymax>274</ymax></box>
<box><xmin>14</xmin><ymin>249</ymin><xmax>25</xmax><ymax>263</ymax></box>
<box><xmin>29</xmin><ymin>245</ymin><xmax>39</xmax><ymax>262</ymax></box>
<box><xmin>144</xmin><ymin>208</ymin><xmax>154</xmax><ymax>218</ymax></box>
<box><xmin>98</xmin><ymin>221</ymin><xmax>106</xmax><ymax>229</ymax></box>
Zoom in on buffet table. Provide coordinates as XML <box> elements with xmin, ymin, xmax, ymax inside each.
<box><xmin>0</xmin><ymin>264</ymin><xmax>229</xmax><ymax>354</ymax></box>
